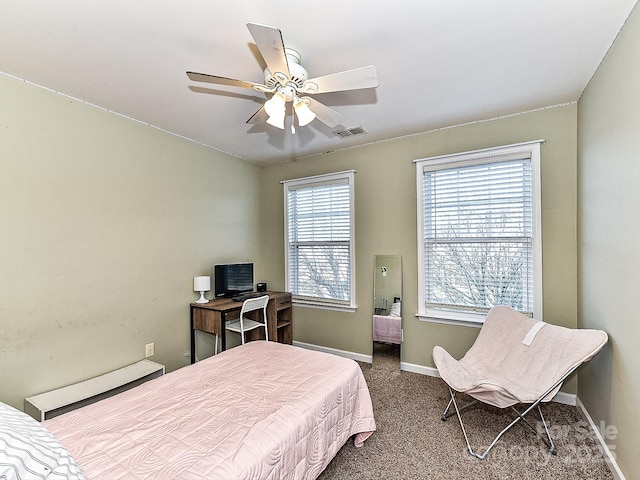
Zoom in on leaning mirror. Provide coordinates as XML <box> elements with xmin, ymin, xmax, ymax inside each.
<box><xmin>373</xmin><ymin>255</ymin><xmax>402</xmax><ymax>364</ymax></box>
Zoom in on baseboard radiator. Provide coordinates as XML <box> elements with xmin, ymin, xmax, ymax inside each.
<box><xmin>24</xmin><ymin>359</ymin><xmax>164</xmax><ymax>421</ymax></box>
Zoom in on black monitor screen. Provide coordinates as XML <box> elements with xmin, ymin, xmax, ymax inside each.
<box><xmin>214</xmin><ymin>263</ymin><xmax>254</xmax><ymax>297</ymax></box>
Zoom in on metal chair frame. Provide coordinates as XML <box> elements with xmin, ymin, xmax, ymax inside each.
<box><xmin>440</xmin><ymin>363</ymin><xmax>581</xmax><ymax>459</ymax></box>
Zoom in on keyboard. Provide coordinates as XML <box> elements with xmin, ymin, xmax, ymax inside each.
<box><xmin>231</xmin><ymin>292</ymin><xmax>265</xmax><ymax>302</ymax></box>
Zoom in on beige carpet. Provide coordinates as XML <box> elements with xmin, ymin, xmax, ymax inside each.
<box><xmin>319</xmin><ymin>342</ymin><xmax>614</xmax><ymax>480</ymax></box>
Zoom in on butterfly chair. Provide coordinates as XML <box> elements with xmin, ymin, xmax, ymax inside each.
<box><xmin>225</xmin><ymin>295</ymin><xmax>270</xmax><ymax>346</ymax></box>
<box><xmin>433</xmin><ymin>306</ymin><xmax>608</xmax><ymax>459</ymax></box>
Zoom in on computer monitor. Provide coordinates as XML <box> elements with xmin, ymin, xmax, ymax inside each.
<box><xmin>213</xmin><ymin>262</ymin><xmax>254</xmax><ymax>297</ymax></box>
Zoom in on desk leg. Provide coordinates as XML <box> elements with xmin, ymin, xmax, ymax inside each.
<box><xmin>220</xmin><ymin>311</ymin><xmax>227</xmax><ymax>353</ymax></box>
<box><xmin>190</xmin><ymin>306</ymin><xmax>196</xmax><ymax>364</ymax></box>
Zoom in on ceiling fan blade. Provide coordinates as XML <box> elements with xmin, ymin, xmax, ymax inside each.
<box><xmin>305</xmin><ymin>97</ymin><xmax>344</xmax><ymax>128</ymax></box>
<box><xmin>186</xmin><ymin>71</ymin><xmax>274</xmax><ymax>93</ymax></box>
<box><xmin>246</xmin><ymin>106</ymin><xmax>268</xmax><ymax>124</ymax></box>
<box><xmin>246</xmin><ymin>22</ymin><xmax>290</xmax><ymax>84</ymax></box>
<box><xmin>299</xmin><ymin>65</ymin><xmax>379</xmax><ymax>95</ymax></box>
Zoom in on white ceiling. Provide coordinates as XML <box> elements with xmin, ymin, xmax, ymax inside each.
<box><xmin>1</xmin><ymin>1</ymin><xmax>637</xmax><ymax>164</ymax></box>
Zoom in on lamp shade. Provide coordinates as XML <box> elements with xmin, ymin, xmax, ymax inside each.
<box><xmin>266</xmin><ymin>111</ymin><xmax>286</xmax><ymax>129</ymax></box>
<box><xmin>193</xmin><ymin>276</ymin><xmax>210</xmax><ymax>303</ymax></box>
<box><xmin>294</xmin><ymin>98</ymin><xmax>316</xmax><ymax>126</ymax></box>
<box><xmin>194</xmin><ymin>276</ymin><xmax>210</xmax><ymax>292</ymax></box>
<box><xmin>264</xmin><ymin>91</ymin><xmax>286</xmax><ymax>130</ymax></box>
<box><xmin>264</xmin><ymin>92</ymin><xmax>286</xmax><ymax>117</ymax></box>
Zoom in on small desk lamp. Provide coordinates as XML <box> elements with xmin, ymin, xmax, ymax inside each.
<box><xmin>193</xmin><ymin>276</ymin><xmax>210</xmax><ymax>304</ymax></box>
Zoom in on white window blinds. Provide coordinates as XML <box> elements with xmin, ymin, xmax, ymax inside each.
<box><xmin>416</xmin><ymin>141</ymin><xmax>542</xmax><ymax>323</ymax></box>
<box><xmin>283</xmin><ymin>171</ymin><xmax>355</xmax><ymax>308</ymax></box>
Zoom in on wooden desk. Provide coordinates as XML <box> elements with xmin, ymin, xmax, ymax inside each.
<box><xmin>190</xmin><ymin>291</ymin><xmax>292</xmax><ymax>363</ymax></box>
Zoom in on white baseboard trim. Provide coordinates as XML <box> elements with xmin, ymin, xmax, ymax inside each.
<box><xmin>551</xmin><ymin>391</ymin><xmax>576</xmax><ymax>406</ymax></box>
<box><xmin>576</xmin><ymin>397</ymin><xmax>626</xmax><ymax>480</ymax></box>
<box><xmin>292</xmin><ymin>341</ymin><xmax>373</xmax><ymax>364</ymax></box>
<box><xmin>400</xmin><ymin>361</ymin><xmax>440</xmax><ymax>377</ymax></box>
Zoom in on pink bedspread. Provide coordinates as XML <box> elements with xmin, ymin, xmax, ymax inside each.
<box><xmin>45</xmin><ymin>341</ymin><xmax>375</xmax><ymax>480</ymax></box>
<box><xmin>373</xmin><ymin>314</ymin><xmax>401</xmax><ymax>344</ymax></box>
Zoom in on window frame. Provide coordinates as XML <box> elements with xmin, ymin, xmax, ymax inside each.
<box><xmin>282</xmin><ymin>170</ymin><xmax>356</xmax><ymax>312</ymax></box>
<box><xmin>414</xmin><ymin>141</ymin><xmax>543</xmax><ymax>326</ymax></box>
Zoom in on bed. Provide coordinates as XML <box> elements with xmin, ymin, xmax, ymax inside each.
<box><xmin>2</xmin><ymin>341</ymin><xmax>375</xmax><ymax>480</ymax></box>
<box><xmin>372</xmin><ymin>301</ymin><xmax>401</xmax><ymax>345</ymax></box>
<box><xmin>373</xmin><ymin>308</ymin><xmax>402</xmax><ymax>346</ymax></box>
<box><xmin>372</xmin><ymin>315</ymin><xmax>401</xmax><ymax>344</ymax></box>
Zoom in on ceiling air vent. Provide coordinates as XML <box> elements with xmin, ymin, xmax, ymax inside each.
<box><xmin>335</xmin><ymin>126</ymin><xmax>368</xmax><ymax>138</ymax></box>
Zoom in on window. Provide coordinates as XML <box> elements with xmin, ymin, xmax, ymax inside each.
<box><xmin>282</xmin><ymin>170</ymin><xmax>356</xmax><ymax>311</ymax></box>
<box><xmin>415</xmin><ymin>141</ymin><xmax>543</xmax><ymax>325</ymax></box>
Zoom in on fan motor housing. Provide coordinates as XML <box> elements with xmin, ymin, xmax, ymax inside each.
<box><xmin>263</xmin><ymin>49</ymin><xmax>308</xmax><ymax>89</ymax></box>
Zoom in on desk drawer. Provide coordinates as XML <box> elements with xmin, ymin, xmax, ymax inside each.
<box><xmin>193</xmin><ymin>308</ymin><xmax>222</xmax><ymax>334</ymax></box>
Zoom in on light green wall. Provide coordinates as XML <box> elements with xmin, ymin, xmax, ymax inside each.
<box><xmin>578</xmin><ymin>3</ymin><xmax>640</xmax><ymax>476</ymax></box>
<box><xmin>0</xmin><ymin>74</ymin><xmax>263</xmax><ymax>410</ymax></box>
<box><xmin>262</xmin><ymin>104</ymin><xmax>578</xmax><ymax>377</ymax></box>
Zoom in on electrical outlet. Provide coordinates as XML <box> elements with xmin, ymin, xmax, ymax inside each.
<box><xmin>145</xmin><ymin>342</ymin><xmax>155</xmax><ymax>358</ymax></box>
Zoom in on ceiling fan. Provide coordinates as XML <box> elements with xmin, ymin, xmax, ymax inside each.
<box><xmin>187</xmin><ymin>22</ymin><xmax>379</xmax><ymax>133</ymax></box>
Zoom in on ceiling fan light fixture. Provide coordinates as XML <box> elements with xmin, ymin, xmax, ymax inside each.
<box><xmin>264</xmin><ymin>91</ymin><xmax>286</xmax><ymax>118</ymax></box>
<box><xmin>265</xmin><ymin>90</ymin><xmax>287</xmax><ymax>129</ymax></box>
<box><xmin>266</xmin><ymin>110</ymin><xmax>286</xmax><ymax>129</ymax></box>
<box><xmin>187</xmin><ymin>23</ymin><xmax>379</xmax><ymax>135</ymax></box>
<box><xmin>294</xmin><ymin>97</ymin><xmax>316</xmax><ymax>126</ymax></box>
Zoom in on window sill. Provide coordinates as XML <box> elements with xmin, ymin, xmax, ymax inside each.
<box><xmin>416</xmin><ymin>312</ymin><xmax>484</xmax><ymax>328</ymax></box>
<box><xmin>293</xmin><ymin>299</ymin><xmax>357</xmax><ymax>313</ymax></box>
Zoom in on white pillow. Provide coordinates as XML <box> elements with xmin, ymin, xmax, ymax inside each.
<box><xmin>389</xmin><ymin>302</ymin><xmax>401</xmax><ymax>317</ymax></box>
<box><xmin>0</xmin><ymin>402</ymin><xmax>86</xmax><ymax>480</ymax></box>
